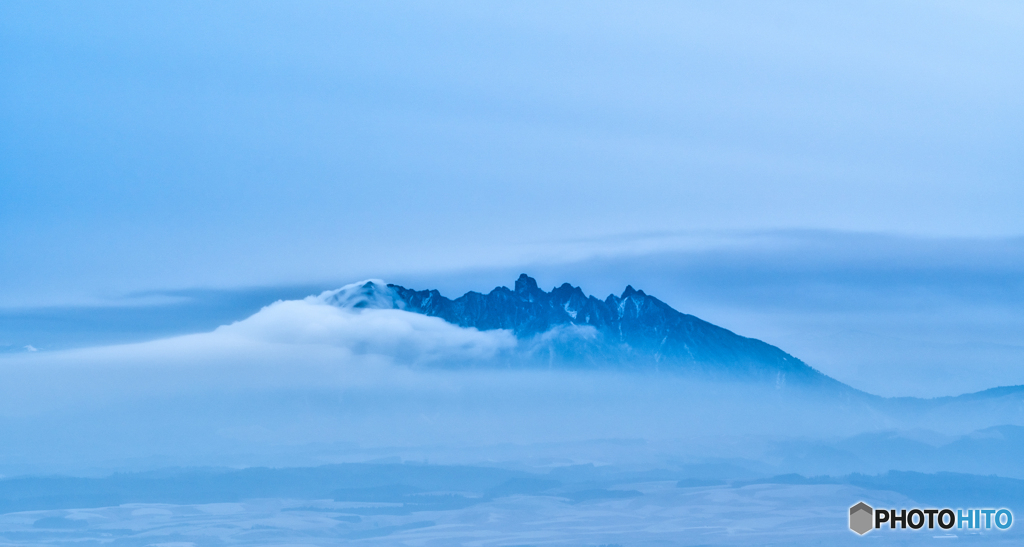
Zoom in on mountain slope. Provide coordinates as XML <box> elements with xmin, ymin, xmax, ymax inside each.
<box><xmin>337</xmin><ymin>274</ymin><xmax>843</xmax><ymax>387</ymax></box>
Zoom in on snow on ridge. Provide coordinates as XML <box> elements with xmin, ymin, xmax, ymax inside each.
<box><xmin>311</xmin><ymin>279</ymin><xmax>405</xmax><ymax>310</ymax></box>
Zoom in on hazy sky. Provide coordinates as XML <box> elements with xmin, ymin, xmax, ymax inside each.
<box><xmin>2</xmin><ymin>2</ymin><xmax>1023</xmax><ymax>396</ymax></box>
<box><xmin>2</xmin><ymin>0</ymin><xmax>1023</xmax><ymax>305</ymax></box>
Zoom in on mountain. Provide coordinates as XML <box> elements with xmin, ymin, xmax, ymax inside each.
<box><xmin>320</xmin><ymin>274</ymin><xmax>845</xmax><ymax>388</ymax></box>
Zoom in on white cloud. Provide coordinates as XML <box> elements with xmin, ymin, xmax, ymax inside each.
<box><xmin>3</xmin><ymin>281</ymin><xmax>515</xmax><ymax>371</ymax></box>
<box><xmin>214</xmin><ymin>296</ymin><xmax>515</xmax><ymax>363</ymax></box>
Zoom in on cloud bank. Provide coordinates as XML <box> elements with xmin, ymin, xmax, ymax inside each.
<box><xmin>0</xmin><ymin>281</ymin><xmax>861</xmax><ymax>475</ymax></box>
<box><xmin>1</xmin><ymin>281</ymin><xmax>515</xmax><ymax>370</ymax></box>
<box><xmin>2</xmin><ymin>277</ymin><xmax>1023</xmax><ymax>478</ymax></box>
<box><xmin>217</xmin><ymin>282</ymin><xmax>516</xmax><ymax>364</ymax></box>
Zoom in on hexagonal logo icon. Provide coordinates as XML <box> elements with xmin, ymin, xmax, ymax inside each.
<box><xmin>850</xmin><ymin>502</ymin><xmax>873</xmax><ymax>535</ymax></box>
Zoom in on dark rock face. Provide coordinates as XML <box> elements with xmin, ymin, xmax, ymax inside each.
<box><xmin>388</xmin><ymin>274</ymin><xmax>836</xmax><ymax>385</ymax></box>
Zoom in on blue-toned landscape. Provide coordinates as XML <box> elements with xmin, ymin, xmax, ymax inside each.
<box><xmin>3</xmin><ymin>273</ymin><xmax>1024</xmax><ymax>544</ymax></box>
<box><xmin>2</xmin><ymin>1</ymin><xmax>1023</xmax><ymax>545</ymax></box>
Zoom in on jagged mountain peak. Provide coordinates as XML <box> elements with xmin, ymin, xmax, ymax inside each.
<box><xmin>349</xmin><ymin>274</ymin><xmax>843</xmax><ymax>386</ymax></box>
<box><xmin>514</xmin><ymin>273</ymin><xmax>541</xmax><ymax>295</ymax></box>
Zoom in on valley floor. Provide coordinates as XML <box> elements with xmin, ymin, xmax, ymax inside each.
<box><xmin>2</xmin><ymin>481</ymin><xmax>1018</xmax><ymax>546</ymax></box>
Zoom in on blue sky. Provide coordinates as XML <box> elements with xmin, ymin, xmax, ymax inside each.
<box><xmin>2</xmin><ymin>2</ymin><xmax>1023</xmax><ymax>395</ymax></box>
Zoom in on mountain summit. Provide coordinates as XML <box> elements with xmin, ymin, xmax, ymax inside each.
<box><xmin>320</xmin><ymin>275</ymin><xmax>842</xmax><ymax>388</ymax></box>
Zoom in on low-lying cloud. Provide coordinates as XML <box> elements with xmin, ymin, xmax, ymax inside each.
<box><xmin>2</xmin><ymin>276</ymin><xmax>1023</xmax><ymax>478</ymax></box>
<box><xmin>0</xmin><ymin>282</ymin><xmax>858</xmax><ymax>475</ymax></box>
<box><xmin>1</xmin><ymin>281</ymin><xmax>515</xmax><ymax>369</ymax></box>
<box><xmin>217</xmin><ymin>291</ymin><xmax>516</xmax><ymax>364</ymax></box>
